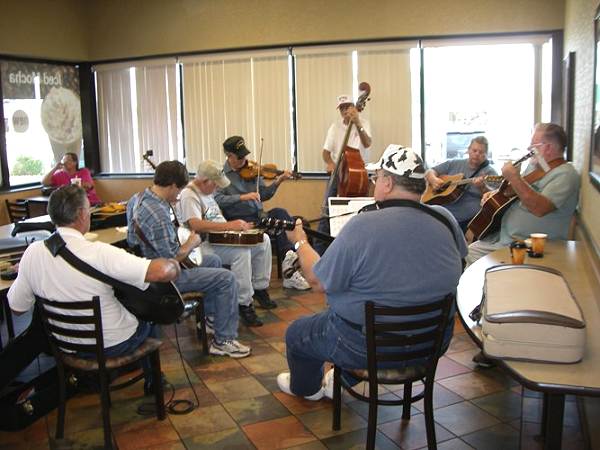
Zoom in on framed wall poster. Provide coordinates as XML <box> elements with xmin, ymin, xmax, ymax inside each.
<box><xmin>590</xmin><ymin>5</ymin><xmax>600</xmax><ymax>191</ymax></box>
<box><xmin>562</xmin><ymin>52</ymin><xmax>575</xmax><ymax>162</ymax></box>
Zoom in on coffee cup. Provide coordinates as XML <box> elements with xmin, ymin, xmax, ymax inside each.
<box><xmin>71</xmin><ymin>177</ymin><xmax>82</xmax><ymax>187</ymax></box>
<box><xmin>529</xmin><ymin>233</ymin><xmax>548</xmax><ymax>257</ymax></box>
<box><xmin>509</xmin><ymin>240</ymin><xmax>527</xmax><ymax>264</ymax></box>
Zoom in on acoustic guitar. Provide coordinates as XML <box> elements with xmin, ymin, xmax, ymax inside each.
<box><xmin>466</xmin><ymin>150</ymin><xmax>537</xmax><ymax>241</ymax></box>
<box><xmin>208</xmin><ymin>229</ymin><xmax>264</xmax><ymax>246</ymax></box>
<box><xmin>422</xmin><ymin>174</ymin><xmax>503</xmax><ymax>205</ymax></box>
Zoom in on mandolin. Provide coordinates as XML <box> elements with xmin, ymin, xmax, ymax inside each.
<box><xmin>421</xmin><ymin>174</ymin><xmax>503</xmax><ymax>205</ymax></box>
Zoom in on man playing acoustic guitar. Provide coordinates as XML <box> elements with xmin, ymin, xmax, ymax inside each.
<box><xmin>424</xmin><ymin>136</ymin><xmax>497</xmax><ymax>231</ymax></box>
<box><xmin>178</xmin><ymin>160</ymin><xmax>274</xmax><ymax>326</ymax></box>
<box><xmin>466</xmin><ymin>123</ymin><xmax>579</xmax><ymax>266</ymax></box>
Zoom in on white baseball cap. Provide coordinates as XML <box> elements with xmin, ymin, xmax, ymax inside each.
<box><xmin>336</xmin><ymin>94</ymin><xmax>353</xmax><ymax>109</ymax></box>
<box><xmin>365</xmin><ymin>145</ymin><xmax>426</xmax><ymax>179</ymax></box>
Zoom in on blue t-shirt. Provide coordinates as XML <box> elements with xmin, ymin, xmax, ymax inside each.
<box><xmin>314</xmin><ymin>203</ymin><xmax>467</xmax><ymax>325</ymax></box>
<box><xmin>432</xmin><ymin>159</ymin><xmax>498</xmax><ymax>223</ymax></box>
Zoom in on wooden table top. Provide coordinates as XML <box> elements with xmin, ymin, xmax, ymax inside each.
<box><xmin>457</xmin><ymin>240</ymin><xmax>600</xmax><ymax>396</ymax></box>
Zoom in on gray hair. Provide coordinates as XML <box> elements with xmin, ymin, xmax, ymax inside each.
<box><xmin>535</xmin><ymin>123</ymin><xmax>567</xmax><ymax>152</ymax></box>
<box><xmin>48</xmin><ymin>185</ymin><xmax>88</xmax><ymax>226</ymax></box>
<box><xmin>470</xmin><ymin>136</ymin><xmax>489</xmax><ymax>153</ymax></box>
<box><xmin>388</xmin><ymin>173</ymin><xmax>426</xmax><ymax>195</ymax></box>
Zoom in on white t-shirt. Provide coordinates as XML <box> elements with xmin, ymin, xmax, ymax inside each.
<box><xmin>8</xmin><ymin>227</ymin><xmax>151</xmax><ymax>348</ymax></box>
<box><xmin>323</xmin><ymin>118</ymin><xmax>371</xmax><ymax>166</ymax></box>
<box><xmin>179</xmin><ymin>185</ymin><xmax>227</xmax><ymax>224</ymax></box>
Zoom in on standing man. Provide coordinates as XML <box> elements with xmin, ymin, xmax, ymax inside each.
<box><xmin>467</xmin><ymin>123</ymin><xmax>580</xmax><ymax>265</ymax></box>
<box><xmin>315</xmin><ymin>95</ymin><xmax>372</xmax><ymax>255</ymax></box>
<box><xmin>214</xmin><ymin>135</ymin><xmax>310</xmax><ymax>291</ymax></box>
<box><xmin>6</xmin><ymin>185</ymin><xmax>180</xmax><ymax>393</ymax></box>
<box><xmin>424</xmin><ymin>136</ymin><xmax>497</xmax><ymax>231</ymax></box>
<box><xmin>178</xmin><ymin>160</ymin><xmax>275</xmax><ymax>325</ymax></box>
<box><xmin>276</xmin><ymin>146</ymin><xmax>467</xmax><ymax>400</ymax></box>
<box><xmin>127</xmin><ymin>160</ymin><xmax>251</xmax><ymax>358</ymax></box>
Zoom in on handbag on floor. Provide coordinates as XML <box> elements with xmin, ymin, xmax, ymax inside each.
<box><xmin>481</xmin><ymin>264</ymin><xmax>586</xmax><ymax>363</ymax></box>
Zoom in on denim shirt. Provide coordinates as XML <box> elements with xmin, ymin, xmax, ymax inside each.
<box><xmin>213</xmin><ymin>161</ymin><xmax>280</xmax><ymax>220</ymax></box>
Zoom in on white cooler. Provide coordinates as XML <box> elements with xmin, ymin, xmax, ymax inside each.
<box><xmin>482</xmin><ymin>264</ymin><xmax>586</xmax><ymax>363</ymax></box>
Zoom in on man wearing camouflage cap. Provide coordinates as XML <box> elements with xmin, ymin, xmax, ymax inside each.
<box><xmin>277</xmin><ymin>145</ymin><xmax>467</xmax><ymax>401</ymax></box>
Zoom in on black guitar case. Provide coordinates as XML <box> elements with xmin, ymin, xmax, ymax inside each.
<box><xmin>0</xmin><ymin>366</ymin><xmax>77</xmax><ymax>431</ymax></box>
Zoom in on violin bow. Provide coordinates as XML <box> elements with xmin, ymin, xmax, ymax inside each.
<box><xmin>256</xmin><ymin>137</ymin><xmax>264</xmax><ymax>193</ymax></box>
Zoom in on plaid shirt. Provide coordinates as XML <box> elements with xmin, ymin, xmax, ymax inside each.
<box><xmin>126</xmin><ymin>188</ymin><xmax>179</xmax><ymax>259</ymax></box>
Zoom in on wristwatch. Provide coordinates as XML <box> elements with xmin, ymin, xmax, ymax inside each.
<box><xmin>294</xmin><ymin>239</ymin><xmax>307</xmax><ymax>251</ymax></box>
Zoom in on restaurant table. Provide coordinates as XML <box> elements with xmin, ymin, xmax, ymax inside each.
<box><xmin>456</xmin><ymin>240</ymin><xmax>600</xmax><ymax>450</ymax></box>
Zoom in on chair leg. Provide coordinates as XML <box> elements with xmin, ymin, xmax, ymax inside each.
<box><xmin>195</xmin><ymin>300</ymin><xmax>209</xmax><ymax>355</ymax></box>
<box><xmin>423</xmin><ymin>380</ymin><xmax>437</xmax><ymax>450</ymax></box>
<box><xmin>98</xmin><ymin>369</ymin><xmax>114</xmax><ymax>449</ymax></box>
<box><xmin>150</xmin><ymin>350</ymin><xmax>166</xmax><ymax>420</ymax></box>
<box><xmin>55</xmin><ymin>363</ymin><xmax>67</xmax><ymax>439</ymax></box>
<box><xmin>402</xmin><ymin>381</ymin><xmax>412</xmax><ymax>420</ymax></box>
<box><xmin>366</xmin><ymin>377</ymin><xmax>378</xmax><ymax>450</ymax></box>
<box><xmin>332</xmin><ymin>366</ymin><xmax>342</xmax><ymax>430</ymax></box>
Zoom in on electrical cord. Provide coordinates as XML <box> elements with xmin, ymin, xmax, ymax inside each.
<box><xmin>136</xmin><ymin>321</ymin><xmax>200</xmax><ymax>416</ymax></box>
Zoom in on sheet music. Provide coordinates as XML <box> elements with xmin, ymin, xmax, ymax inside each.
<box><xmin>328</xmin><ymin>197</ymin><xmax>375</xmax><ymax>237</ymax></box>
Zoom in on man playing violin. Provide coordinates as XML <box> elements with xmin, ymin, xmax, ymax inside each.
<box><xmin>424</xmin><ymin>136</ymin><xmax>497</xmax><ymax>231</ymax></box>
<box><xmin>315</xmin><ymin>95</ymin><xmax>372</xmax><ymax>255</ymax></box>
<box><xmin>178</xmin><ymin>160</ymin><xmax>275</xmax><ymax>324</ymax></box>
<box><xmin>467</xmin><ymin>123</ymin><xmax>580</xmax><ymax>265</ymax></box>
<box><xmin>127</xmin><ymin>161</ymin><xmax>252</xmax><ymax>358</ymax></box>
<box><xmin>215</xmin><ymin>135</ymin><xmax>310</xmax><ymax>291</ymax></box>
<box><xmin>276</xmin><ymin>145</ymin><xmax>466</xmax><ymax>401</ymax></box>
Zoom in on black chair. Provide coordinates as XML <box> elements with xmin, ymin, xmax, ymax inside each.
<box><xmin>36</xmin><ymin>295</ymin><xmax>165</xmax><ymax>449</ymax></box>
<box><xmin>5</xmin><ymin>199</ymin><xmax>31</xmax><ymax>223</ymax></box>
<box><xmin>181</xmin><ymin>291</ymin><xmax>209</xmax><ymax>355</ymax></box>
<box><xmin>332</xmin><ymin>294</ymin><xmax>454</xmax><ymax>450</ymax></box>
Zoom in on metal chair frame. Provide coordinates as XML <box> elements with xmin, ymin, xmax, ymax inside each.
<box><xmin>332</xmin><ymin>294</ymin><xmax>454</xmax><ymax>450</ymax></box>
<box><xmin>36</xmin><ymin>295</ymin><xmax>165</xmax><ymax>449</ymax></box>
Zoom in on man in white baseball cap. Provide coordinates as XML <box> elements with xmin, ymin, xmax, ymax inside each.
<box><xmin>315</xmin><ymin>93</ymin><xmax>373</xmax><ymax>254</ymax></box>
<box><xmin>277</xmin><ymin>144</ymin><xmax>467</xmax><ymax>404</ymax></box>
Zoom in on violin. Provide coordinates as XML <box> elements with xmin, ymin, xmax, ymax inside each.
<box><xmin>238</xmin><ymin>160</ymin><xmax>300</xmax><ymax>181</ymax></box>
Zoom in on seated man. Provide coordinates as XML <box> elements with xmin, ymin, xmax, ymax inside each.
<box><xmin>126</xmin><ymin>160</ymin><xmax>251</xmax><ymax>358</ymax></box>
<box><xmin>214</xmin><ymin>135</ymin><xmax>310</xmax><ymax>291</ymax></box>
<box><xmin>276</xmin><ymin>146</ymin><xmax>467</xmax><ymax>399</ymax></box>
<box><xmin>42</xmin><ymin>152</ymin><xmax>102</xmax><ymax>205</ymax></box>
<box><xmin>467</xmin><ymin>123</ymin><xmax>580</xmax><ymax>265</ymax></box>
<box><xmin>6</xmin><ymin>185</ymin><xmax>180</xmax><ymax>393</ymax></box>
<box><xmin>424</xmin><ymin>136</ymin><xmax>497</xmax><ymax>231</ymax></box>
<box><xmin>178</xmin><ymin>160</ymin><xmax>275</xmax><ymax>326</ymax></box>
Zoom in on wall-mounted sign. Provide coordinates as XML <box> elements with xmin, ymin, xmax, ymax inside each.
<box><xmin>12</xmin><ymin>110</ymin><xmax>29</xmax><ymax>133</ymax></box>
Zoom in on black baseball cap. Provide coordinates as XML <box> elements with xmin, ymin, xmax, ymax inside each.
<box><xmin>223</xmin><ymin>136</ymin><xmax>250</xmax><ymax>158</ymax></box>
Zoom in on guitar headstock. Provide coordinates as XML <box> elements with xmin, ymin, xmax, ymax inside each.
<box><xmin>143</xmin><ymin>150</ymin><xmax>157</xmax><ymax>170</ymax></box>
<box><xmin>257</xmin><ymin>217</ymin><xmax>295</xmax><ymax>231</ymax></box>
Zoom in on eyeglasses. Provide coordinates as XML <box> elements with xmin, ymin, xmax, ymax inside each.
<box><xmin>528</xmin><ymin>142</ymin><xmax>546</xmax><ymax>150</ymax></box>
<box><xmin>369</xmin><ymin>173</ymin><xmax>387</xmax><ymax>184</ymax></box>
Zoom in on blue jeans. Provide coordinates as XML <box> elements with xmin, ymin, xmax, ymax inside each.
<box><xmin>77</xmin><ymin>321</ymin><xmax>156</xmax><ymax>383</ymax></box>
<box><xmin>285</xmin><ymin>309</ymin><xmax>367</xmax><ymax>397</ymax></box>
<box><xmin>175</xmin><ymin>253</ymin><xmax>239</xmax><ymax>342</ymax></box>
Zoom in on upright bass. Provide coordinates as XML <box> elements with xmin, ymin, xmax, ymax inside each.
<box><xmin>328</xmin><ymin>82</ymin><xmax>372</xmax><ymax>197</ymax></box>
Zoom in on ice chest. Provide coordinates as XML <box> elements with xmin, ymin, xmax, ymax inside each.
<box><xmin>482</xmin><ymin>264</ymin><xmax>586</xmax><ymax>363</ymax></box>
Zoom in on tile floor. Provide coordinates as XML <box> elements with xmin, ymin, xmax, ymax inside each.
<box><xmin>0</xmin><ymin>277</ymin><xmax>588</xmax><ymax>449</ymax></box>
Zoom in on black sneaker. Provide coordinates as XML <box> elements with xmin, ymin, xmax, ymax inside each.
<box><xmin>472</xmin><ymin>351</ymin><xmax>495</xmax><ymax>369</ymax></box>
<box><xmin>239</xmin><ymin>304</ymin><xmax>263</xmax><ymax>327</ymax></box>
<box><xmin>253</xmin><ymin>289</ymin><xmax>277</xmax><ymax>309</ymax></box>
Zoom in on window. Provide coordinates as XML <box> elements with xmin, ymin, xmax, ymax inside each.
<box><xmin>181</xmin><ymin>49</ymin><xmax>291</xmax><ymax>172</ymax></box>
<box><xmin>94</xmin><ymin>58</ymin><xmax>180</xmax><ymax>173</ymax></box>
<box><xmin>1</xmin><ymin>60</ymin><xmax>83</xmax><ymax>186</ymax></box>
<box><xmin>418</xmin><ymin>36</ymin><xmax>553</xmax><ymax>171</ymax></box>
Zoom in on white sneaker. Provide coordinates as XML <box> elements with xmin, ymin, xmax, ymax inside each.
<box><xmin>282</xmin><ymin>250</ymin><xmax>299</xmax><ymax>279</ymax></box>
<box><xmin>209</xmin><ymin>339</ymin><xmax>251</xmax><ymax>358</ymax></box>
<box><xmin>283</xmin><ymin>270</ymin><xmax>310</xmax><ymax>290</ymax></box>
<box><xmin>276</xmin><ymin>369</ymin><xmax>334</xmax><ymax>401</ymax></box>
